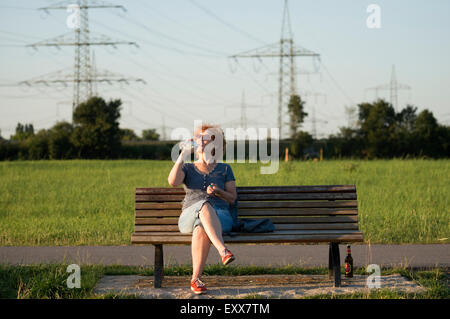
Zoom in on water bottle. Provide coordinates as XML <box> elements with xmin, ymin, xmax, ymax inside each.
<box><xmin>179</xmin><ymin>139</ymin><xmax>198</xmax><ymax>153</ymax></box>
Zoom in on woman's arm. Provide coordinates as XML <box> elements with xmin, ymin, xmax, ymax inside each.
<box><xmin>168</xmin><ymin>149</ymin><xmax>190</xmax><ymax>187</ymax></box>
<box><xmin>208</xmin><ymin>181</ymin><xmax>237</xmax><ymax>204</ymax></box>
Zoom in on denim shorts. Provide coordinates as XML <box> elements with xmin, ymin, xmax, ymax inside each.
<box><xmin>178</xmin><ymin>200</ymin><xmax>233</xmax><ymax>234</ymax></box>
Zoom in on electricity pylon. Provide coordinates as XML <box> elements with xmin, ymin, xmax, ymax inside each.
<box><xmin>225</xmin><ymin>90</ymin><xmax>267</xmax><ymax>130</ymax></box>
<box><xmin>300</xmin><ymin>90</ymin><xmax>327</xmax><ymax>139</ymax></box>
<box><xmin>230</xmin><ymin>0</ymin><xmax>320</xmax><ymax>138</ymax></box>
<box><xmin>23</xmin><ymin>0</ymin><xmax>145</xmax><ymax>123</ymax></box>
<box><xmin>365</xmin><ymin>65</ymin><xmax>411</xmax><ymax>112</ymax></box>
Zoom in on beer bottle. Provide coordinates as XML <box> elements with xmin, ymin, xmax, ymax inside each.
<box><xmin>344</xmin><ymin>244</ymin><xmax>353</xmax><ymax>278</ymax></box>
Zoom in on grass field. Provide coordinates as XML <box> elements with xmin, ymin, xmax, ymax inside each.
<box><xmin>0</xmin><ymin>159</ymin><xmax>449</xmax><ymax>246</ymax></box>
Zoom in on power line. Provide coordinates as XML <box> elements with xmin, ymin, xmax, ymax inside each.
<box><xmin>90</xmin><ymin>17</ymin><xmax>242</xmax><ymax>97</ymax></box>
<box><xmin>318</xmin><ymin>60</ymin><xmax>355</xmax><ymax>106</ymax></box>
<box><xmin>110</xmin><ymin>11</ymin><xmax>229</xmax><ymax>57</ymax></box>
<box><xmin>0</xmin><ymin>44</ymin><xmax>27</xmax><ymax>47</ymax></box>
<box><xmin>187</xmin><ymin>0</ymin><xmax>267</xmax><ymax>45</ymax></box>
<box><xmin>0</xmin><ymin>6</ymin><xmax>36</xmax><ymax>10</ymax></box>
<box><xmin>124</xmin><ymin>84</ymin><xmax>203</xmax><ymax>123</ymax></box>
<box><xmin>0</xmin><ymin>29</ymin><xmax>42</xmax><ymax>40</ymax></box>
<box><xmin>135</xmin><ymin>0</ymin><xmax>228</xmax><ymax>51</ymax></box>
<box><xmin>0</xmin><ymin>36</ymin><xmax>27</xmax><ymax>43</ymax></box>
<box><xmin>231</xmin><ymin>59</ymin><xmax>274</xmax><ymax>95</ymax></box>
<box><xmin>91</xmin><ymin>16</ymin><xmax>205</xmax><ymax>56</ymax></box>
<box><xmin>117</xmin><ymin>86</ymin><xmax>189</xmax><ymax>127</ymax></box>
<box><xmin>89</xmin><ymin>17</ymin><xmax>252</xmax><ymax>107</ymax></box>
<box><xmin>89</xmin><ymin>17</ymin><xmax>255</xmax><ymax>125</ymax></box>
<box><xmin>120</xmin><ymin>51</ymin><xmax>234</xmax><ymax>108</ymax></box>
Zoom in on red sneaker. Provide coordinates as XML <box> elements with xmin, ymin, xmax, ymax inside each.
<box><xmin>221</xmin><ymin>248</ymin><xmax>235</xmax><ymax>266</ymax></box>
<box><xmin>190</xmin><ymin>278</ymin><xmax>207</xmax><ymax>295</ymax></box>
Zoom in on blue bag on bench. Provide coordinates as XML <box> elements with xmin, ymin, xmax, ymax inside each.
<box><xmin>227</xmin><ymin>189</ymin><xmax>275</xmax><ymax>235</ymax></box>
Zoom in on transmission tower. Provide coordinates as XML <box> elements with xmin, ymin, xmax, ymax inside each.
<box><xmin>230</xmin><ymin>0</ymin><xmax>320</xmax><ymax>138</ymax></box>
<box><xmin>365</xmin><ymin>65</ymin><xmax>411</xmax><ymax>112</ymax></box>
<box><xmin>91</xmin><ymin>49</ymin><xmax>98</xmax><ymax>97</ymax></box>
<box><xmin>22</xmin><ymin>0</ymin><xmax>145</xmax><ymax>123</ymax></box>
<box><xmin>225</xmin><ymin>90</ymin><xmax>267</xmax><ymax>129</ymax></box>
<box><xmin>161</xmin><ymin>115</ymin><xmax>167</xmax><ymax>141</ymax></box>
<box><xmin>300</xmin><ymin>90</ymin><xmax>327</xmax><ymax>139</ymax></box>
<box><xmin>344</xmin><ymin>105</ymin><xmax>358</xmax><ymax>129</ymax></box>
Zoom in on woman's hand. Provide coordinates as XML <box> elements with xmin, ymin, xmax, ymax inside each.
<box><xmin>168</xmin><ymin>138</ymin><xmax>193</xmax><ymax>187</ymax></box>
<box><xmin>206</xmin><ymin>183</ymin><xmax>219</xmax><ymax>196</ymax></box>
<box><xmin>178</xmin><ymin>138</ymin><xmax>195</xmax><ymax>162</ymax></box>
<box><xmin>207</xmin><ymin>183</ymin><xmax>236</xmax><ymax>205</ymax></box>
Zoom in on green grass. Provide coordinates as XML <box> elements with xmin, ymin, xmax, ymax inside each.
<box><xmin>0</xmin><ymin>159</ymin><xmax>449</xmax><ymax>245</ymax></box>
<box><xmin>0</xmin><ymin>263</ymin><xmax>448</xmax><ymax>299</ymax></box>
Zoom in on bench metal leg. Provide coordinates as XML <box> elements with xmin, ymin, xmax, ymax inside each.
<box><xmin>328</xmin><ymin>243</ymin><xmax>333</xmax><ymax>279</ymax></box>
<box><xmin>328</xmin><ymin>243</ymin><xmax>341</xmax><ymax>287</ymax></box>
<box><xmin>154</xmin><ymin>244</ymin><xmax>164</xmax><ymax>288</ymax></box>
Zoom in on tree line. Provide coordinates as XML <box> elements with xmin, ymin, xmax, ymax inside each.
<box><xmin>0</xmin><ymin>97</ymin><xmax>166</xmax><ymax>160</ymax></box>
<box><xmin>0</xmin><ymin>95</ymin><xmax>449</xmax><ymax>160</ymax></box>
<box><xmin>285</xmin><ymin>95</ymin><xmax>448</xmax><ymax>159</ymax></box>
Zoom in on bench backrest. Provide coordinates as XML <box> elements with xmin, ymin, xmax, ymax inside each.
<box><xmin>134</xmin><ymin>185</ymin><xmax>359</xmax><ymax>234</ymax></box>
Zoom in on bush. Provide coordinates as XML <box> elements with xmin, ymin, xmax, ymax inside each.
<box><xmin>48</xmin><ymin>121</ymin><xmax>76</xmax><ymax>159</ymax></box>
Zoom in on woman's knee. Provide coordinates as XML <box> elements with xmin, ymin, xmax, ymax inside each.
<box><xmin>199</xmin><ymin>202</ymin><xmax>215</xmax><ymax>216</ymax></box>
<box><xmin>192</xmin><ymin>225</ymin><xmax>210</xmax><ymax>242</ymax></box>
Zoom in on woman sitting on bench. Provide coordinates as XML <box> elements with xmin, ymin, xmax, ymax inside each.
<box><xmin>168</xmin><ymin>124</ymin><xmax>237</xmax><ymax>295</ymax></box>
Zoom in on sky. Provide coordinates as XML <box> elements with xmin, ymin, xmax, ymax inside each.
<box><xmin>1</xmin><ymin>0</ymin><xmax>450</xmax><ymax>140</ymax></box>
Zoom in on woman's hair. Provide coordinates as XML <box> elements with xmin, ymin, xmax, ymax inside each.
<box><xmin>194</xmin><ymin>123</ymin><xmax>226</xmax><ymax>156</ymax></box>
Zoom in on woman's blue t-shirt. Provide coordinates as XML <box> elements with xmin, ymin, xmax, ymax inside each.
<box><xmin>181</xmin><ymin>162</ymin><xmax>235</xmax><ymax>210</ymax></box>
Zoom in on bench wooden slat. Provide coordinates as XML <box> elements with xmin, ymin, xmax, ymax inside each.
<box><xmin>134</xmin><ymin>215</ymin><xmax>358</xmax><ymax>225</ymax></box>
<box><xmin>133</xmin><ymin>230</ymin><xmax>363</xmax><ymax>237</ymax></box>
<box><xmin>237</xmin><ymin>193</ymin><xmax>357</xmax><ymax>201</ymax></box>
<box><xmin>135</xmin><ymin>188</ymin><xmax>184</xmax><ymax>195</ymax></box>
<box><xmin>135</xmin><ymin>202</ymin><xmax>182</xmax><ymax>210</ymax></box>
<box><xmin>135</xmin><ymin>210</ymin><xmax>181</xmax><ymax>217</ymax></box>
<box><xmin>135</xmin><ymin>218</ymin><xmax>178</xmax><ymax>225</ymax></box>
<box><xmin>235</xmin><ymin>208</ymin><xmax>358</xmax><ymax>216</ymax></box>
<box><xmin>135</xmin><ymin>225</ymin><xmax>180</xmax><ymax>232</ymax></box>
<box><xmin>256</xmin><ymin>216</ymin><xmax>358</xmax><ymax>223</ymax></box>
<box><xmin>133</xmin><ymin>223</ymin><xmax>360</xmax><ymax>233</ymax></box>
<box><xmin>135</xmin><ymin>192</ymin><xmax>357</xmax><ymax>202</ymax></box>
<box><xmin>135</xmin><ymin>194</ymin><xmax>184</xmax><ymax>202</ymax></box>
<box><xmin>135</xmin><ymin>185</ymin><xmax>356</xmax><ymax>195</ymax></box>
<box><xmin>235</xmin><ymin>185</ymin><xmax>356</xmax><ymax>194</ymax></box>
<box><xmin>274</xmin><ymin>223</ymin><xmax>359</xmax><ymax>230</ymax></box>
<box><xmin>135</xmin><ymin>200</ymin><xmax>359</xmax><ymax>210</ymax></box>
<box><xmin>237</xmin><ymin>201</ymin><xmax>358</xmax><ymax>209</ymax></box>
<box><xmin>131</xmin><ymin>233</ymin><xmax>364</xmax><ymax>244</ymax></box>
<box><xmin>135</xmin><ymin>208</ymin><xmax>358</xmax><ymax>218</ymax></box>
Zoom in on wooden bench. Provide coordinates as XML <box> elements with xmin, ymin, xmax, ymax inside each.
<box><xmin>131</xmin><ymin>185</ymin><xmax>363</xmax><ymax>288</ymax></box>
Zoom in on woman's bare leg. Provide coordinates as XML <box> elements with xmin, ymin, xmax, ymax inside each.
<box><xmin>191</xmin><ymin>225</ymin><xmax>211</xmax><ymax>280</ymax></box>
<box><xmin>198</xmin><ymin>202</ymin><xmax>227</xmax><ymax>256</ymax></box>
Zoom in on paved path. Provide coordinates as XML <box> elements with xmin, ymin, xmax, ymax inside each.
<box><xmin>1</xmin><ymin>244</ymin><xmax>449</xmax><ymax>268</ymax></box>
